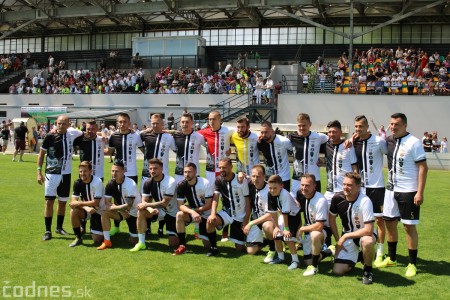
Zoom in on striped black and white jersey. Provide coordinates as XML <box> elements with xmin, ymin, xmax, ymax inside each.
<box><xmin>323</xmin><ymin>141</ymin><xmax>358</xmax><ymax>193</ymax></box>
<box><xmin>288</xmin><ymin>131</ymin><xmax>328</xmax><ymax>181</ymax></box>
<box><xmin>214</xmin><ymin>174</ymin><xmax>250</xmax><ymax>222</ymax></box>
<box><xmin>140</xmin><ymin>131</ymin><xmax>176</xmax><ymax>177</ymax></box>
<box><xmin>257</xmin><ymin>134</ymin><xmax>293</xmax><ymax>181</ymax></box>
<box><xmin>386</xmin><ymin>133</ymin><xmax>426</xmax><ymax>192</ymax></box>
<box><xmin>142</xmin><ymin>174</ymin><xmax>177</xmax><ymax>217</ymax></box>
<box><xmin>353</xmin><ymin>134</ymin><xmax>387</xmax><ymax>189</ymax></box>
<box><xmin>177</xmin><ymin>177</ymin><xmax>213</xmax><ymax>218</ymax></box>
<box><xmin>329</xmin><ymin>192</ymin><xmax>374</xmax><ymax>233</ymax></box>
<box><xmin>108</xmin><ymin>131</ymin><xmax>143</xmax><ymax>177</ymax></box>
<box><xmin>248</xmin><ymin>182</ymin><xmax>269</xmax><ymax>220</ymax></box>
<box><xmin>72</xmin><ymin>175</ymin><xmax>104</xmax><ymax>213</ymax></box>
<box><xmin>74</xmin><ymin>135</ymin><xmax>105</xmax><ymax>178</ymax></box>
<box><xmin>104</xmin><ymin>176</ymin><xmax>141</xmax><ymax>217</ymax></box>
<box><xmin>297</xmin><ymin>191</ymin><xmax>328</xmax><ymax>226</ymax></box>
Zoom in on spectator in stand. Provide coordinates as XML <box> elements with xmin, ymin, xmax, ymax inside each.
<box><xmin>441</xmin><ymin>137</ymin><xmax>448</xmax><ymax>153</ymax></box>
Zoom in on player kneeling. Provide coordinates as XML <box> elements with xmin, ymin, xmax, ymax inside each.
<box><xmin>296</xmin><ymin>174</ymin><xmax>334</xmax><ymax>276</ymax></box>
<box><xmin>97</xmin><ymin>161</ymin><xmax>141</xmax><ymax>250</ymax></box>
<box><xmin>131</xmin><ymin>158</ymin><xmax>179</xmax><ymax>252</ymax></box>
<box><xmin>173</xmin><ymin>163</ymin><xmax>214</xmax><ymax>255</ymax></box>
<box><xmin>242</xmin><ymin>165</ymin><xmax>276</xmax><ymax>262</ymax></box>
<box><xmin>266</xmin><ymin>175</ymin><xmax>301</xmax><ymax>270</ymax></box>
<box><xmin>329</xmin><ymin>173</ymin><xmax>376</xmax><ymax>284</ymax></box>
<box><xmin>69</xmin><ymin>161</ymin><xmax>105</xmax><ymax>247</ymax></box>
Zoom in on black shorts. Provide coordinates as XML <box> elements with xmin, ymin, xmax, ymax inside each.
<box><xmin>164</xmin><ymin>214</ymin><xmax>177</xmax><ymax>236</ymax></box>
<box><xmin>127</xmin><ymin>176</ymin><xmax>138</xmax><ymax>184</ymax></box>
<box><xmin>395</xmin><ymin>191</ymin><xmax>420</xmax><ymax>222</ymax></box>
<box><xmin>15</xmin><ymin>139</ymin><xmax>26</xmax><ymax>150</ymax></box>
<box><xmin>125</xmin><ymin>215</ymin><xmax>138</xmax><ymax>235</ymax></box>
<box><xmin>365</xmin><ymin>187</ymin><xmax>385</xmax><ymax>216</ymax></box>
<box><xmin>282</xmin><ymin>180</ymin><xmax>291</xmax><ymax>193</ymax></box>
<box><xmin>286</xmin><ymin>212</ymin><xmax>301</xmax><ymax>236</ymax></box>
<box><xmin>187</xmin><ymin>216</ymin><xmax>208</xmax><ymax>239</ymax></box>
<box><xmin>90</xmin><ymin>213</ymin><xmax>103</xmax><ymax>233</ymax></box>
<box><xmin>230</xmin><ymin>221</ymin><xmax>246</xmax><ymax>245</ymax></box>
<box><xmin>45</xmin><ymin>173</ymin><xmax>72</xmax><ymax>200</ymax></box>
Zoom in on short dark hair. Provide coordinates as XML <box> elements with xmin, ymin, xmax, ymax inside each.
<box><xmin>301</xmin><ymin>173</ymin><xmax>316</xmax><ymax>182</ymax></box>
<box><xmin>251</xmin><ymin>164</ymin><xmax>265</xmax><ymax>175</ymax></box>
<box><xmin>79</xmin><ymin>161</ymin><xmax>92</xmax><ymax>170</ymax></box>
<box><xmin>354</xmin><ymin>115</ymin><xmax>368</xmax><ymax>124</ymax></box>
<box><xmin>113</xmin><ymin>160</ymin><xmax>125</xmax><ymax>168</ymax></box>
<box><xmin>117</xmin><ymin>112</ymin><xmax>130</xmax><ymax>121</ymax></box>
<box><xmin>219</xmin><ymin>157</ymin><xmax>233</xmax><ymax>167</ymax></box>
<box><xmin>185</xmin><ymin>162</ymin><xmax>197</xmax><ymax>171</ymax></box>
<box><xmin>237</xmin><ymin>117</ymin><xmax>250</xmax><ymax>126</ymax></box>
<box><xmin>260</xmin><ymin>121</ymin><xmax>272</xmax><ymax>128</ymax></box>
<box><xmin>87</xmin><ymin>120</ymin><xmax>97</xmax><ymax>126</ymax></box>
<box><xmin>148</xmin><ymin>158</ymin><xmax>163</xmax><ymax>168</ymax></box>
<box><xmin>391</xmin><ymin>113</ymin><xmax>407</xmax><ymax>125</ymax></box>
<box><xmin>297</xmin><ymin>113</ymin><xmax>311</xmax><ymax>123</ymax></box>
<box><xmin>151</xmin><ymin>114</ymin><xmax>163</xmax><ymax>120</ymax></box>
<box><xmin>327</xmin><ymin>120</ymin><xmax>342</xmax><ymax>130</ymax></box>
<box><xmin>344</xmin><ymin>172</ymin><xmax>361</xmax><ymax>185</ymax></box>
<box><xmin>267</xmin><ymin>175</ymin><xmax>283</xmax><ymax>185</ymax></box>
<box><xmin>181</xmin><ymin>113</ymin><xmax>193</xmax><ymax>121</ymax></box>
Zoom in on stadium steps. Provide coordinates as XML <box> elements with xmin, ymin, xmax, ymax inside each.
<box><xmin>0</xmin><ymin>70</ymin><xmax>26</xmax><ymax>93</ymax></box>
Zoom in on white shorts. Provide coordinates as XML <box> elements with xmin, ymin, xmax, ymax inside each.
<box><xmin>291</xmin><ymin>179</ymin><xmax>300</xmax><ymax>199</ymax></box>
<box><xmin>324</xmin><ymin>191</ymin><xmax>335</xmax><ymax>204</ymax></box>
<box><xmin>141</xmin><ymin>176</ymin><xmax>149</xmax><ymax>194</ymax></box>
<box><xmin>246</xmin><ymin>224</ymin><xmax>264</xmax><ymax>244</ymax></box>
<box><xmin>383</xmin><ymin>189</ymin><xmax>398</xmax><ymax>219</ymax></box>
<box><xmin>335</xmin><ymin>238</ymin><xmax>360</xmax><ymax>264</ymax></box>
<box><xmin>44</xmin><ymin>173</ymin><xmax>71</xmax><ymax>201</ymax></box>
<box><xmin>217</xmin><ymin>210</ymin><xmax>234</xmax><ymax>229</ymax></box>
<box><xmin>205</xmin><ymin>171</ymin><xmax>216</xmax><ymax>187</ymax></box>
<box><xmin>302</xmin><ymin>229</ymin><xmax>327</xmax><ymax>257</ymax></box>
<box><xmin>174</xmin><ymin>174</ymin><xmax>185</xmax><ymax>184</ymax></box>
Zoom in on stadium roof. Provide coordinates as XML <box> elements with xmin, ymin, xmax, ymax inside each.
<box><xmin>1</xmin><ymin>0</ymin><xmax>449</xmax><ymax>38</ymax></box>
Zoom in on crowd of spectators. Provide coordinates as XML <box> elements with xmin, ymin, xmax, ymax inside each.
<box><xmin>422</xmin><ymin>130</ymin><xmax>447</xmax><ymax>153</ymax></box>
<box><xmin>313</xmin><ymin>47</ymin><xmax>450</xmax><ymax>95</ymax></box>
<box><xmin>9</xmin><ymin>58</ymin><xmax>280</xmax><ymax>104</ymax></box>
<box><xmin>1</xmin><ymin>51</ymin><xmax>30</xmax><ymax>77</ymax></box>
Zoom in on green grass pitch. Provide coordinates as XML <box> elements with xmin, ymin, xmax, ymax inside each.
<box><xmin>0</xmin><ymin>154</ymin><xmax>449</xmax><ymax>299</ymax></box>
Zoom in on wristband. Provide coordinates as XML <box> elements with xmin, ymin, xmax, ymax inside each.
<box><xmin>284</xmin><ymin>226</ymin><xmax>290</xmax><ymax>231</ymax></box>
<box><xmin>248</xmin><ymin>221</ymin><xmax>254</xmax><ymax>227</ymax></box>
<box><xmin>37</xmin><ymin>166</ymin><xmax>42</xmax><ymax>171</ymax></box>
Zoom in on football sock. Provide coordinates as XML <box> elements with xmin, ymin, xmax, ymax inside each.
<box><xmin>45</xmin><ymin>216</ymin><xmax>52</xmax><ymax>232</ymax></box>
<box><xmin>207</xmin><ymin>231</ymin><xmax>217</xmax><ymax>248</ymax></box>
<box><xmin>312</xmin><ymin>254</ymin><xmax>320</xmax><ymax>267</ymax></box>
<box><xmin>377</xmin><ymin>243</ymin><xmax>384</xmax><ymax>256</ymax></box>
<box><xmin>320</xmin><ymin>249</ymin><xmax>332</xmax><ymax>259</ymax></box>
<box><xmin>159</xmin><ymin>220</ymin><xmax>165</xmax><ymax>231</ymax></box>
<box><xmin>291</xmin><ymin>254</ymin><xmax>299</xmax><ymax>263</ymax></box>
<box><xmin>223</xmin><ymin>225</ymin><xmax>229</xmax><ymax>235</ymax></box>
<box><xmin>138</xmin><ymin>233</ymin><xmax>145</xmax><ymax>244</ymax></box>
<box><xmin>364</xmin><ymin>264</ymin><xmax>373</xmax><ymax>273</ymax></box>
<box><xmin>408</xmin><ymin>249</ymin><xmax>418</xmax><ymax>265</ymax></box>
<box><xmin>73</xmin><ymin>227</ymin><xmax>82</xmax><ymax>239</ymax></box>
<box><xmin>56</xmin><ymin>215</ymin><xmax>64</xmax><ymax>229</ymax></box>
<box><xmin>103</xmin><ymin>231</ymin><xmax>111</xmax><ymax>241</ymax></box>
<box><xmin>277</xmin><ymin>251</ymin><xmax>285</xmax><ymax>260</ymax></box>
<box><xmin>268</xmin><ymin>240</ymin><xmax>275</xmax><ymax>251</ymax></box>
<box><xmin>178</xmin><ymin>232</ymin><xmax>186</xmax><ymax>246</ymax></box>
<box><xmin>388</xmin><ymin>241</ymin><xmax>398</xmax><ymax>261</ymax></box>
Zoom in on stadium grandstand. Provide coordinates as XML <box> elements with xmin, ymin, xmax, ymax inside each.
<box><xmin>1</xmin><ymin>0</ymin><xmax>449</xmax><ymax>148</ymax></box>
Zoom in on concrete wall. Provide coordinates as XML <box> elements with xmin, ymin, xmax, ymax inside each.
<box><xmin>277</xmin><ymin>94</ymin><xmax>450</xmax><ymax>140</ymax></box>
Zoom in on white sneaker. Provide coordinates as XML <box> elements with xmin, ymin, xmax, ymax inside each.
<box><xmin>264</xmin><ymin>250</ymin><xmax>276</xmax><ymax>263</ymax></box>
<box><xmin>303</xmin><ymin>265</ymin><xmax>318</xmax><ymax>276</ymax></box>
<box><xmin>288</xmin><ymin>261</ymin><xmax>299</xmax><ymax>270</ymax></box>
